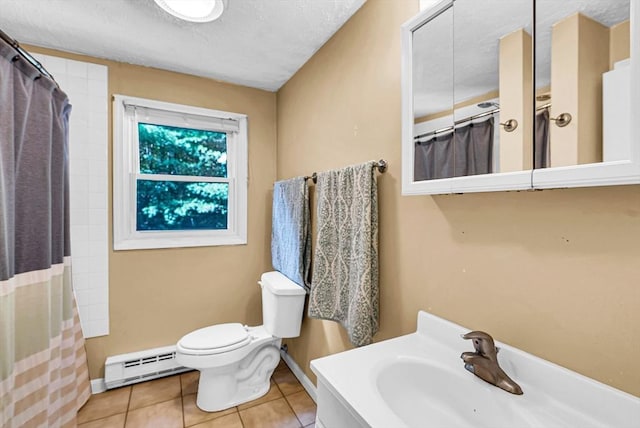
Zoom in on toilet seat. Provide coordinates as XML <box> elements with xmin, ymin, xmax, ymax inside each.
<box><xmin>178</xmin><ymin>323</ymin><xmax>252</xmax><ymax>356</ymax></box>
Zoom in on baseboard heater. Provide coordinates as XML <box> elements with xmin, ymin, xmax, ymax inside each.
<box><xmin>104</xmin><ymin>345</ymin><xmax>191</xmax><ymax>389</ymax></box>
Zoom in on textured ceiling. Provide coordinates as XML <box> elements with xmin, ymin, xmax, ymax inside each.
<box><xmin>0</xmin><ymin>0</ymin><xmax>366</xmax><ymax>92</ymax></box>
<box><xmin>413</xmin><ymin>0</ymin><xmax>630</xmax><ymax>117</ymax></box>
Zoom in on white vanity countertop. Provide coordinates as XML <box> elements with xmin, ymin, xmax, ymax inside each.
<box><xmin>311</xmin><ymin>311</ymin><xmax>640</xmax><ymax>428</ymax></box>
<box><xmin>312</xmin><ymin>329</ymin><xmax>432</xmax><ymax>427</ymax></box>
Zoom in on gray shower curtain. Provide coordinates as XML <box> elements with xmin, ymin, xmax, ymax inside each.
<box><xmin>0</xmin><ymin>37</ymin><xmax>90</xmax><ymax>427</ymax></box>
<box><xmin>535</xmin><ymin>109</ymin><xmax>550</xmax><ymax>169</ymax></box>
<box><xmin>414</xmin><ymin>117</ymin><xmax>494</xmax><ymax>180</ymax></box>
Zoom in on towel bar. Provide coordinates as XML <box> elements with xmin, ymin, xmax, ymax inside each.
<box><xmin>305</xmin><ymin>159</ymin><xmax>387</xmax><ymax>183</ymax></box>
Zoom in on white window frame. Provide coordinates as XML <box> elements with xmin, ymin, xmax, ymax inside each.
<box><xmin>113</xmin><ymin>95</ymin><xmax>248</xmax><ymax>250</ymax></box>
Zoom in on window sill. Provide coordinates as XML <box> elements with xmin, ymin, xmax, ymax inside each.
<box><xmin>113</xmin><ymin>232</ymin><xmax>247</xmax><ymax>251</ymax></box>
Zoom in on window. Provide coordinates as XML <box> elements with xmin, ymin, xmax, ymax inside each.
<box><xmin>113</xmin><ymin>95</ymin><xmax>247</xmax><ymax>250</ymax></box>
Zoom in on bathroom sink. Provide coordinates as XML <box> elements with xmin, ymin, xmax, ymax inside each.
<box><xmin>373</xmin><ymin>356</ymin><xmax>603</xmax><ymax>428</ymax></box>
<box><xmin>311</xmin><ymin>311</ymin><xmax>640</xmax><ymax>428</ymax></box>
<box><xmin>375</xmin><ymin>357</ymin><xmax>505</xmax><ymax>427</ymax></box>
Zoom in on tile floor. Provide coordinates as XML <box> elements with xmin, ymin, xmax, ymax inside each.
<box><xmin>77</xmin><ymin>359</ymin><xmax>316</xmax><ymax>428</ymax></box>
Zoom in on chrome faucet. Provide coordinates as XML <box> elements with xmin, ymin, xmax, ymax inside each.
<box><xmin>460</xmin><ymin>331</ymin><xmax>523</xmax><ymax>395</ymax></box>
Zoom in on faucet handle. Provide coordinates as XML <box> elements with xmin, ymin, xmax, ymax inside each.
<box><xmin>462</xmin><ymin>331</ymin><xmax>498</xmax><ymax>359</ymax></box>
<box><xmin>461</xmin><ymin>331</ymin><xmax>523</xmax><ymax>395</ymax></box>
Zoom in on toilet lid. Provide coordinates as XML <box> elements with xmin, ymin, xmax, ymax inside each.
<box><xmin>179</xmin><ymin>323</ymin><xmax>250</xmax><ymax>351</ymax></box>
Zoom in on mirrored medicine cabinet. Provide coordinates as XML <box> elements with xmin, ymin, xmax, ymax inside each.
<box><xmin>401</xmin><ymin>0</ymin><xmax>640</xmax><ymax>195</ymax></box>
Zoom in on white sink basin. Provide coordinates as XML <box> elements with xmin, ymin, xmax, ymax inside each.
<box><xmin>311</xmin><ymin>311</ymin><xmax>640</xmax><ymax>428</ymax></box>
<box><xmin>373</xmin><ymin>355</ymin><xmax>622</xmax><ymax>428</ymax></box>
<box><xmin>376</xmin><ymin>357</ymin><xmax>502</xmax><ymax>427</ymax></box>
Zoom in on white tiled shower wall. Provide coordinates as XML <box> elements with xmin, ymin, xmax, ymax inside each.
<box><xmin>33</xmin><ymin>53</ymin><xmax>109</xmax><ymax>338</ymax></box>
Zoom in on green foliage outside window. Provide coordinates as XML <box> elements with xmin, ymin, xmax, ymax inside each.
<box><xmin>136</xmin><ymin>123</ymin><xmax>229</xmax><ymax>231</ymax></box>
<box><xmin>138</xmin><ymin>123</ymin><xmax>227</xmax><ymax>177</ymax></box>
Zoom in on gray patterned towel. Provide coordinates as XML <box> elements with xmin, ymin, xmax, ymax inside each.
<box><xmin>271</xmin><ymin>177</ymin><xmax>311</xmax><ymax>291</ymax></box>
<box><xmin>308</xmin><ymin>161</ymin><xmax>379</xmax><ymax>347</ymax></box>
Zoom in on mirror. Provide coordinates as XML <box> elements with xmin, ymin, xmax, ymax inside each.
<box><xmin>412</xmin><ymin>3</ymin><xmax>454</xmax><ymax>181</ymax></box>
<box><xmin>453</xmin><ymin>0</ymin><xmax>533</xmax><ymax>176</ymax></box>
<box><xmin>535</xmin><ymin>0</ymin><xmax>631</xmax><ymax>169</ymax></box>
<box><xmin>411</xmin><ymin>0</ymin><xmax>533</xmax><ymax>182</ymax></box>
<box><xmin>402</xmin><ymin>0</ymin><xmax>638</xmax><ymax>194</ymax></box>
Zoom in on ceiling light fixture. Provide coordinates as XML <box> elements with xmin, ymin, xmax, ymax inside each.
<box><xmin>153</xmin><ymin>0</ymin><xmax>227</xmax><ymax>23</ymax></box>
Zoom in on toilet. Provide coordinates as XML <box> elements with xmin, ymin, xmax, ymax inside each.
<box><xmin>175</xmin><ymin>271</ymin><xmax>306</xmax><ymax>412</ymax></box>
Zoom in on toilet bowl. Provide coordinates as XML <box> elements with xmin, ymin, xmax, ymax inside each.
<box><xmin>176</xmin><ymin>271</ymin><xmax>306</xmax><ymax>412</ymax></box>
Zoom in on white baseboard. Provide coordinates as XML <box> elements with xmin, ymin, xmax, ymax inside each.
<box><xmin>90</xmin><ymin>378</ymin><xmax>107</xmax><ymax>394</ymax></box>
<box><xmin>92</xmin><ymin>351</ymin><xmax>315</xmax><ymax>401</ymax></box>
<box><xmin>280</xmin><ymin>349</ymin><xmax>317</xmax><ymax>402</ymax></box>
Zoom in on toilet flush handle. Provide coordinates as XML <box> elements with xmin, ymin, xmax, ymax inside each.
<box><xmin>258</xmin><ymin>280</ymin><xmax>263</xmax><ymax>289</ymax></box>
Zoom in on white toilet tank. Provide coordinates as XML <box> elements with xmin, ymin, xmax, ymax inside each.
<box><xmin>260</xmin><ymin>271</ymin><xmax>306</xmax><ymax>338</ymax></box>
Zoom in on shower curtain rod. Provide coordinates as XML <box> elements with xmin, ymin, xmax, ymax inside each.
<box><xmin>414</xmin><ymin>108</ymin><xmax>499</xmax><ymax>141</ymax></box>
<box><xmin>0</xmin><ymin>28</ymin><xmax>55</xmax><ymax>81</ymax></box>
<box><xmin>305</xmin><ymin>159</ymin><xmax>388</xmax><ymax>183</ymax></box>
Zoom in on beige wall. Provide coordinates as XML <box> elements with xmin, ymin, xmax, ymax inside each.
<box><xmin>551</xmin><ymin>13</ymin><xmax>609</xmax><ymax>166</ymax></box>
<box><xmin>277</xmin><ymin>0</ymin><xmax>640</xmax><ymax>397</ymax></box>
<box><xmin>610</xmin><ymin>20</ymin><xmax>630</xmax><ymax>69</ymax></box>
<box><xmin>499</xmin><ymin>28</ymin><xmax>532</xmax><ymax>172</ymax></box>
<box><xmin>549</xmin><ymin>15</ymin><xmax>630</xmax><ymax>168</ymax></box>
<box><xmin>28</xmin><ymin>46</ymin><xmax>277</xmax><ymax>379</ymax></box>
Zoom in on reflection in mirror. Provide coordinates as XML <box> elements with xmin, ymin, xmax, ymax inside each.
<box><xmin>413</xmin><ymin>3</ymin><xmax>454</xmax><ymax>181</ymax></box>
<box><xmin>412</xmin><ymin>0</ymin><xmax>533</xmax><ymax>181</ymax></box>
<box><xmin>535</xmin><ymin>0</ymin><xmax>631</xmax><ymax>169</ymax></box>
<box><xmin>453</xmin><ymin>0</ymin><xmax>532</xmax><ymax>176</ymax></box>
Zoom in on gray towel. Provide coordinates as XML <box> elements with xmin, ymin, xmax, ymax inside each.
<box><xmin>271</xmin><ymin>177</ymin><xmax>311</xmax><ymax>291</ymax></box>
<box><xmin>308</xmin><ymin>161</ymin><xmax>379</xmax><ymax>347</ymax></box>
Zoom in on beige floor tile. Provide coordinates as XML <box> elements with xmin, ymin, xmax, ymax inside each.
<box><xmin>189</xmin><ymin>412</ymin><xmax>243</xmax><ymax>428</ymax></box>
<box><xmin>78</xmin><ymin>413</ymin><xmax>126</xmax><ymax>428</ymax></box>
<box><xmin>183</xmin><ymin>393</ymin><xmax>237</xmax><ymax>427</ymax></box>
<box><xmin>77</xmin><ymin>387</ymin><xmax>131</xmax><ymax>424</ymax></box>
<box><xmin>124</xmin><ymin>397</ymin><xmax>183</xmax><ymax>428</ymax></box>
<box><xmin>272</xmin><ymin>369</ymin><xmax>304</xmax><ymax>396</ymax></box>
<box><xmin>285</xmin><ymin>390</ymin><xmax>316</xmax><ymax>426</ymax></box>
<box><xmin>237</xmin><ymin>379</ymin><xmax>283</xmax><ymax>410</ymax></box>
<box><xmin>181</xmin><ymin>370</ymin><xmax>200</xmax><ymax>396</ymax></box>
<box><xmin>239</xmin><ymin>397</ymin><xmax>301</xmax><ymax>428</ymax></box>
<box><xmin>129</xmin><ymin>375</ymin><xmax>182</xmax><ymax>410</ymax></box>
